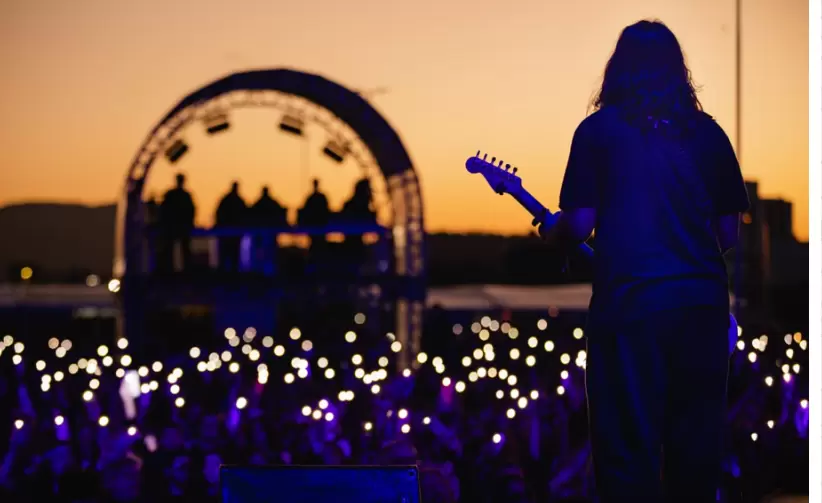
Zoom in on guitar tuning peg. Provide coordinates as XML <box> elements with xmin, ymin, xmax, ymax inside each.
<box><xmin>505</xmin><ymin>164</ymin><xmax>511</xmax><ymax>171</ymax></box>
<box><xmin>512</xmin><ymin>167</ymin><xmax>518</xmax><ymax>174</ymax></box>
<box><xmin>498</xmin><ymin>160</ymin><xmax>504</xmax><ymax>167</ymax></box>
<box><xmin>483</xmin><ymin>153</ymin><xmax>488</xmax><ymax>161</ymax></box>
<box><xmin>491</xmin><ymin>157</ymin><xmax>496</xmax><ymax>164</ymax></box>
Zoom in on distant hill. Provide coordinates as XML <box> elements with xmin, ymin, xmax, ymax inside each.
<box><xmin>0</xmin><ymin>203</ymin><xmax>116</xmax><ymax>282</ymax></box>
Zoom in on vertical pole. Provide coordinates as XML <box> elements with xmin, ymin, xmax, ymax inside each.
<box><xmin>733</xmin><ymin>0</ymin><xmax>743</xmax><ymax>317</ymax></box>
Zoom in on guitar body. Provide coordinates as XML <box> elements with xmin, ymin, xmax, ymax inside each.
<box><xmin>465</xmin><ymin>152</ymin><xmax>739</xmax><ymax>355</ymax></box>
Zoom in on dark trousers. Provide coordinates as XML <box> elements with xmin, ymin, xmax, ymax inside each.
<box><xmin>586</xmin><ymin>307</ymin><xmax>729</xmax><ymax>503</ymax></box>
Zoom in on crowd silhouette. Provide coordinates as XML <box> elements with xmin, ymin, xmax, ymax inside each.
<box><xmin>148</xmin><ymin>173</ymin><xmax>379</xmax><ymax>276</ymax></box>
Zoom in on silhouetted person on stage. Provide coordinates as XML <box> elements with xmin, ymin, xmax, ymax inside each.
<box><xmin>250</xmin><ymin>186</ymin><xmax>289</xmax><ymax>228</ymax></box>
<box><xmin>298</xmin><ymin>179</ymin><xmax>331</xmax><ymax>266</ymax></box>
<box><xmin>540</xmin><ymin>20</ymin><xmax>749</xmax><ymax>503</ymax></box>
<box><xmin>158</xmin><ymin>173</ymin><xmax>196</xmax><ymax>272</ymax></box>
<box><xmin>249</xmin><ymin>186</ymin><xmax>288</xmax><ymax>274</ymax></box>
<box><xmin>338</xmin><ymin>178</ymin><xmax>377</xmax><ymax>271</ymax></box>
<box><xmin>215</xmin><ymin>181</ymin><xmax>248</xmax><ymax>272</ymax></box>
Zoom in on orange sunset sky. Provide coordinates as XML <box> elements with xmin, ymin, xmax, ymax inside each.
<box><xmin>0</xmin><ymin>0</ymin><xmax>809</xmax><ymax>240</ymax></box>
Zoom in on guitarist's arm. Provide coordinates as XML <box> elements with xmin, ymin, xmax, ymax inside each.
<box><xmin>540</xmin><ymin>208</ymin><xmax>595</xmax><ymax>250</ymax></box>
<box><xmin>544</xmin><ymin>118</ymin><xmax>599</xmax><ymax>250</ymax></box>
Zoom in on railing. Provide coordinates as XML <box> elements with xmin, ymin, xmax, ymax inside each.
<box><xmin>140</xmin><ymin>223</ymin><xmax>391</xmax><ymax>276</ymax></box>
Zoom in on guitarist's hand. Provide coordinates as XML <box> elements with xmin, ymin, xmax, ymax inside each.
<box><xmin>536</xmin><ymin>211</ymin><xmax>572</xmax><ymax>274</ymax></box>
<box><xmin>536</xmin><ymin>210</ymin><xmax>562</xmax><ymax>245</ymax></box>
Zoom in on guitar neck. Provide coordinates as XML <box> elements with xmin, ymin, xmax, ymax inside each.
<box><xmin>511</xmin><ymin>186</ymin><xmax>594</xmax><ymax>259</ymax></box>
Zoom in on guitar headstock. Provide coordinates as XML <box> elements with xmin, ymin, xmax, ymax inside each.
<box><xmin>465</xmin><ymin>151</ymin><xmax>523</xmax><ymax>196</ymax></box>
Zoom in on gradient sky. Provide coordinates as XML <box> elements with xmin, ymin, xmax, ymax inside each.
<box><xmin>0</xmin><ymin>0</ymin><xmax>809</xmax><ymax>240</ymax></box>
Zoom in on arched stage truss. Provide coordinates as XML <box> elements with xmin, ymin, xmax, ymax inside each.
<box><xmin>115</xmin><ymin>68</ymin><xmax>426</xmax><ymax>368</ymax></box>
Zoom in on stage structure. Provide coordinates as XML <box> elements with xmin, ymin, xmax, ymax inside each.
<box><xmin>114</xmin><ymin>69</ymin><xmax>425</xmax><ymax>369</ymax></box>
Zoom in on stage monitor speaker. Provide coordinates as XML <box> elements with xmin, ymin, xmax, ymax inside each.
<box><xmin>220</xmin><ymin>465</ymin><xmax>422</xmax><ymax>503</ymax></box>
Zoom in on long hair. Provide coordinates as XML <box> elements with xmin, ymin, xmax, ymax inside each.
<box><xmin>590</xmin><ymin>20</ymin><xmax>702</xmax><ymax>121</ymax></box>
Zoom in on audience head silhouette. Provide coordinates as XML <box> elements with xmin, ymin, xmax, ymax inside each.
<box><xmin>175</xmin><ymin>173</ymin><xmax>186</xmax><ymax>187</ymax></box>
<box><xmin>231</xmin><ymin>181</ymin><xmax>239</xmax><ymax>193</ymax></box>
<box><xmin>312</xmin><ymin>178</ymin><xmax>320</xmax><ymax>191</ymax></box>
<box><xmin>592</xmin><ymin>19</ymin><xmax>701</xmax><ymax>119</ymax></box>
<box><xmin>262</xmin><ymin>186</ymin><xmax>270</xmax><ymax>196</ymax></box>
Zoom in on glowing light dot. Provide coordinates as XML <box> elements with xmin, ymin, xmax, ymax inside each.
<box><xmin>509</xmin><ymin>348</ymin><xmax>520</xmax><ymax>360</ymax></box>
<box><xmin>83</xmin><ymin>390</ymin><xmax>94</xmax><ymax>402</ymax></box>
<box><xmin>391</xmin><ymin>341</ymin><xmax>402</xmax><ymax>353</ymax></box>
<box><xmin>117</xmin><ymin>338</ymin><xmax>129</xmax><ymax>350</ymax></box>
<box><xmin>455</xmin><ymin>381</ymin><xmax>466</xmax><ymax>393</ymax></box>
<box><xmin>530</xmin><ymin>390</ymin><xmax>539</xmax><ymax>400</ymax></box>
<box><xmin>801</xmin><ymin>399</ymin><xmax>808</xmax><ymax>409</ymax></box>
<box><xmin>544</xmin><ymin>341</ymin><xmax>555</xmax><ymax>352</ymax></box>
<box><xmin>751</xmin><ymin>433</ymin><xmax>758</xmax><ymax>442</ymax></box>
<box><xmin>354</xmin><ymin>313</ymin><xmax>366</xmax><ymax>324</ymax></box>
<box><xmin>507</xmin><ymin>375</ymin><xmax>518</xmax><ymax>386</ymax></box>
<box><xmin>398</xmin><ymin>409</ymin><xmax>408</xmax><ymax>419</ymax></box>
<box><xmin>325</xmin><ymin>412</ymin><xmax>335</xmax><ymax>422</ymax></box>
<box><xmin>189</xmin><ymin>347</ymin><xmax>200</xmax><ymax>358</ymax></box>
<box><xmin>378</xmin><ymin>356</ymin><xmax>389</xmax><ymax>367</ymax></box>
<box><xmin>371</xmin><ymin>384</ymin><xmax>381</xmax><ymax>394</ymax></box>
<box><xmin>98</xmin><ymin>416</ymin><xmax>109</xmax><ymax>427</ymax></box>
<box><xmin>14</xmin><ymin>420</ymin><xmax>23</xmax><ymax>430</ymax></box>
<box><xmin>537</xmin><ymin>319</ymin><xmax>547</xmax><ymax>330</ymax></box>
<box><xmin>290</xmin><ymin>328</ymin><xmax>301</xmax><ymax>340</ymax></box>
<box><xmin>506</xmin><ymin>408</ymin><xmax>516</xmax><ymax>419</ymax></box>
<box><xmin>120</xmin><ymin>355</ymin><xmax>132</xmax><ymax>366</ymax></box>
<box><xmin>352</xmin><ymin>354</ymin><xmax>363</xmax><ymax>365</ymax></box>
<box><xmin>493</xmin><ymin>433</ymin><xmax>502</xmax><ymax>444</ymax></box>
<box><xmin>284</xmin><ymin>373</ymin><xmax>295</xmax><ymax>384</ymax></box>
<box><xmin>364</xmin><ymin>422</ymin><xmax>373</xmax><ymax>431</ymax></box>
<box><xmin>517</xmin><ymin>397</ymin><xmax>528</xmax><ymax>409</ymax></box>
<box><xmin>128</xmin><ymin>426</ymin><xmax>137</xmax><ymax>436</ymax></box>
<box><xmin>236</xmin><ymin>397</ymin><xmax>248</xmax><ymax>409</ymax></box>
<box><xmin>442</xmin><ymin>377</ymin><xmax>452</xmax><ymax>387</ymax></box>
<box><xmin>175</xmin><ymin>397</ymin><xmax>185</xmax><ymax>408</ymax></box>
<box><xmin>54</xmin><ymin>371</ymin><xmax>64</xmax><ymax>382</ymax></box>
<box><xmin>765</xmin><ymin>376</ymin><xmax>774</xmax><ymax>387</ymax></box>
<box><xmin>229</xmin><ymin>362</ymin><xmax>240</xmax><ymax>373</ymax></box>
<box><xmin>557</xmin><ymin>385</ymin><xmax>566</xmax><ymax>396</ymax></box>
<box><xmin>401</xmin><ymin>424</ymin><xmax>411</xmax><ymax>434</ymax></box>
<box><xmin>767</xmin><ymin>420</ymin><xmax>774</xmax><ymax>429</ymax></box>
<box><xmin>345</xmin><ymin>331</ymin><xmax>357</xmax><ymax>343</ymax></box>
<box><xmin>55</xmin><ymin>416</ymin><xmax>64</xmax><ymax>426</ymax></box>
<box><xmin>324</xmin><ymin>368</ymin><xmax>335</xmax><ymax>379</ymax></box>
<box><xmin>525</xmin><ymin>355</ymin><xmax>536</xmax><ymax>367</ymax></box>
<box><xmin>302</xmin><ymin>406</ymin><xmax>311</xmax><ymax>416</ymax></box>
<box><xmin>417</xmin><ymin>352</ymin><xmax>428</xmax><ymax>364</ymax></box>
<box><xmin>170</xmin><ymin>384</ymin><xmax>180</xmax><ymax>394</ymax></box>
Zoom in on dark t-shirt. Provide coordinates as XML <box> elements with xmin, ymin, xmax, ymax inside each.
<box><xmin>559</xmin><ymin>107</ymin><xmax>749</xmax><ymax>324</ymax></box>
